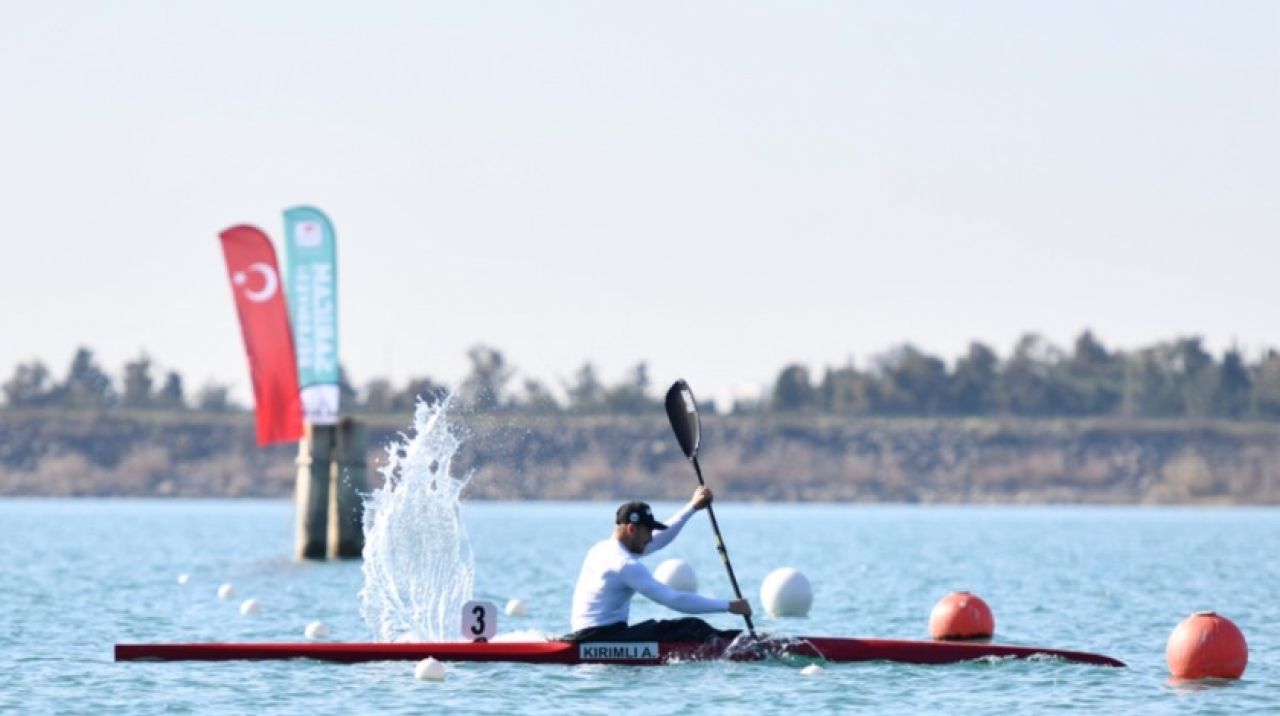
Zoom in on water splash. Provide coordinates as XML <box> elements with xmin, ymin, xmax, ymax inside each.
<box><xmin>723</xmin><ymin>633</ymin><xmax>828</xmax><ymax>667</ymax></box>
<box><xmin>359</xmin><ymin>397</ymin><xmax>475</xmax><ymax>642</ymax></box>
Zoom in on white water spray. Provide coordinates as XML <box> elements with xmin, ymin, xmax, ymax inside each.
<box><xmin>359</xmin><ymin>398</ymin><xmax>475</xmax><ymax>642</ymax></box>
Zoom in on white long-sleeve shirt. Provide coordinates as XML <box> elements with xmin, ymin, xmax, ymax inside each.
<box><xmin>570</xmin><ymin>503</ymin><xmax>730</xmax><ymax>631</ymax></box>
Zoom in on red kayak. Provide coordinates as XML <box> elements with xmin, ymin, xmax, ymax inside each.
<box><xmin>115</xmin><ymin>636</ymin><xmax>1124</xmax><ymax>667</ymax></box>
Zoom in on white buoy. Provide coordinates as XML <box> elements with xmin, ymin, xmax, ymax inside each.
<box><xmin>177</xmin><ymin>573</ymin><xmax>190</xmax><ymax>585</ymax></box>
<box><xmin>414</xmin><ymin>657</ymin><xmax>446</xmax><ymax>681</ymax></box>
<box><xmin>239</xmin><ymin>598</ymin><xmax>262</xmax><ymax>616</ymax></box>
<box><xmin>761</xmin><ymin>567</ymin><xmax>813</xmax><ymax>617</ymax></box>
<box><xmin>505</xmin><ymin>598</ymin><xmax>528</xmax><ymax>617</ymax></box>
<box><xmin>217</xmin><ymin>583</ymin><xmax>236</xmax><ymax>600</ymax></box>
<box><xmin>801</xmin><ymin>664</ymin><xmax>824</xmax><ymax>676</ymax></box>
<box><xmin>305</xmin><ymin>621</ymin><xmax>330</xmax><ymax>640</ymax></box>
<box><xmin>653</xmin><ymin>559</ymin><xmax>698</xmax><ymax>592</ymax></box>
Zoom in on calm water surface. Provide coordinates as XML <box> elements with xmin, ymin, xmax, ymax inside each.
<box><xmin>0</xmin><ymin>499</ymin><xmax>1275</xmax><ymax>714</ymax></box>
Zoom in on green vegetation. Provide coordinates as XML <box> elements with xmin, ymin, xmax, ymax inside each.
<box><xmin>6</xmin><ymin>331</ymin><xmax>1280</xmax><ymax>420</ymax></box>
<box><xmin>5</xmin><ymin>332</ymin><xmax>1278</xmax><ymax>503</ymax></box>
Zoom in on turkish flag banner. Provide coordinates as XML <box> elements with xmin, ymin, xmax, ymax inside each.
<box><xmin>218</xmin><ymin>225</ymin><xmax>304</xmax><ymax>445</ymax></box>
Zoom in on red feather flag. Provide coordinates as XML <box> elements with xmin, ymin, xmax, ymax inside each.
<box><xmin>218</xmin><ymin>225</ymin><xmax>304</xmax><ymax>445</ymax></box>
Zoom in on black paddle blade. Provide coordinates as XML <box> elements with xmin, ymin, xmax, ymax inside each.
<box><xmin>664</xmin><ymin>380</ymin><xmax>701</xmax><ymax>459</ymax></box>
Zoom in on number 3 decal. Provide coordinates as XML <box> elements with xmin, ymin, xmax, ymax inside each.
<box><xmin>461</xmin><ymin>600</ymin><xmax>497</xmax><ymax>641</ymax></box>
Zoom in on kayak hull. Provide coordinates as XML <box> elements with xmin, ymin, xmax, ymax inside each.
<box><xmin>115</xmin><ymin>637</ymin><xmax>1124</xmax><ymax>667</ymax></box>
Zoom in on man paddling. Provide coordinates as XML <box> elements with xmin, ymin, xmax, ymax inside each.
<box><xmin>566</xmin><ymin>486</ymin><xmax>752</xmax><ymax>642</ymax></box>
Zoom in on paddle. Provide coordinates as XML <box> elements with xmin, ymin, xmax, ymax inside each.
<box><xmin>664</xmin><ymin>379</ymin><xmax>758</xmax><ymax>640</ymax></box>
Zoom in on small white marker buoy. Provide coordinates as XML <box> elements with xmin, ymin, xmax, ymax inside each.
<box><xmin>305</xmin><ymin>621</ymin><xmax>330</xmax><ymax>640</ymax></box>
<box><xmin>761</xmin><ymin>567</ymin><xmax>813</xmax><ymax>617</ymax></box>
<box><xmin>414</xmin><ymin>657</ymin><xmax>446</xmax><ymax>681</ymax></box>
<box><xmin>177</xmin><ymin>573</ymin><xmax>190</xmax><ymax>585</ymax></box>
<box><xmin>800</xmin><ymin>664</ymin><xmax>824</xmax><ymax>676</ymax></box>
<box><xmin>505</xmin><ymin>599</ymin><xmax>528</xmax><ymax>617</ymax></box>
<box><xmin>217</xmin><ymin>583</ymin><xmax>236</xmax><ymax>600</ymax></box>
<box><xmin>239</xmin><ymin>598</ymin><xmax>262</xmax><ymax>616</ymax></box>
<box><xmin>653</xmin><ymin>559</ymin><xmax>698</xmax><ymax>592</ymax></box>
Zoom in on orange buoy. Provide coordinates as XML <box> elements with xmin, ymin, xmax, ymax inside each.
<box><xmin>1166</xmin><ymin>611</ymin><xmax>1248</xmax><ymax>680</ymax></box>
<box><xmin>928</xmin><ymin>591</ymin><xmax>994</xmax><ymax>640</ymax></box>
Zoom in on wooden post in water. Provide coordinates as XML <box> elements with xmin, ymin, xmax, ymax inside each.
<box><xmin>295</xmin><ymin>423</ymin><xmax>335</xmax><ymax>560</ymax></box>
<box><xmin>329</xmin><ymin>417</ymin><xmax>367</xmax><ymax>559</ymax></box>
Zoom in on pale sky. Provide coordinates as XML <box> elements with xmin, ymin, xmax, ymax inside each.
<box><xmin>1</xmin><ymin>1</ymin><xmax>1276</xmax><ymax>408</ymax></box>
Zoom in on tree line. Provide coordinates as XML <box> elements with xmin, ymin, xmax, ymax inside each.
<box><xmin>5</xmin><ymin>332</ymin><xmax>1280</xmax><ymax>420</ymax></box>
<box><xmin>767</xmin><ymin>332</ymin><xmax>1272</xmax><ymax>419</ymax></box>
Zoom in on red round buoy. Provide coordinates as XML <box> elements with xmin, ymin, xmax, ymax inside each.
<box><xmin>928</xmin><ymin>591</ymin><xmax>994</xmax><ymax>640</ymax></box>
<box><xmin>1166</xmin><ymin>611</ymin><xmax>1248</xmax><ymax>680</ymax></box>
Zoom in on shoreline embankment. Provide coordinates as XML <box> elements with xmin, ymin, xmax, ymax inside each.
<box><xmin>1</xmin><ymin>409</ymin><xmax>1277</xmax><ymax>504</ymax></box>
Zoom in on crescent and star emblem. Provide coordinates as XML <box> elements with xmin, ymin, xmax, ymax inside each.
<box><xmin>231</xmin><ymin>262</ymin><xmax>279</xmax><ymax>303</ymax></box>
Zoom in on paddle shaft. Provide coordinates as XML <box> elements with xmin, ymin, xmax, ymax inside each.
<box><xmin>692</xmin><ymin>455</ymin><xmax>757</xmax><ymax>638</ymax></box>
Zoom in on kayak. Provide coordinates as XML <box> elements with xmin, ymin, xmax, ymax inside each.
<box><xmin>115</xmin><ymin>636</ymin><xmax>1124</xmax><ymax>667</ymax></box>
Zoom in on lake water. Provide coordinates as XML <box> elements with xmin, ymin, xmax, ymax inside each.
<box><xmin>1</xmin><ymin>499</ymin><xmax>1275</xmax><ymax>714</ymax></box>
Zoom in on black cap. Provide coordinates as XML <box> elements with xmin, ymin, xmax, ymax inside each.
<box><xmin>615</xmin><ymin>501</ymin><xmax>668</xmax><ymax>530</ymax></box>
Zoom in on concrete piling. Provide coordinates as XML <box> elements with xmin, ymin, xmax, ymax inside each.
<box><xmin>295</xmin><ymin>423</ymin><xmax>333</xmax><ymax>560</ymax></box>
<box><xmin>295</xmin><ymin>419</ymin><xmax>367</xmax><ymax>560</ymax></box>
<box><xmin>329</xmin><ymin>417</ymin><xmax>367</xmax><ymax>559</ymax></box>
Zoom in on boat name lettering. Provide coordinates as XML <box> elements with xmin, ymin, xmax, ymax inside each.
<box><xmin>579</xmin><ymin>642</ymin><xmax>659</xmax><ymax>660</ymax></box>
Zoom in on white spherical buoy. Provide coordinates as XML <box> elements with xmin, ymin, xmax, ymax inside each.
<box><xmin>177</xmin><ymin>573</ymin><xmax>190</xmax><ymax>585</ymax></box>
<box><xmin>505</xmin><ymin>598</ymin><xmax>528</xmax><ymax>617</ymax></box>
<box><xmin>239</xmin><ymin>598</ymin><xmax>262</xmax><ymax>616</ymax></box>
<box><xmin>305</xmin><ymin>621</ymin><xmax>330</xmax><ymax>640</ymax></box>
<box><xmin>800</xmin><ymin>663</ymin><xmax>824</xmax><ymax>676</ymax></box>
<box><xmin>414</xmin><ymin>657</ymin><xmax>446</xmax><ymax>681</ymax></box>
<box><xmin>217</xmin><ymin>583</ymin><xmax>236</xmax><ymax>600</ymax></box>
<box><xmin>761</xmin><ymin>567</ymin><xmax>813</xmax><ymax>617</ymax></box>
<box><xmin>653</xmin><ymin>559</ymin><xmax>698</xmax><ymax>593</ymax></box>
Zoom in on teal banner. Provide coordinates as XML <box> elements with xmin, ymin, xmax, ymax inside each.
<box><xmin>283</xmin><ymin>206</ymin><xmax>339</xmax><ymax>424</ymax></box>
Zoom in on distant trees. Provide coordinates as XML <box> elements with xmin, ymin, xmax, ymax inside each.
<box><xmin>2</xmin><ymin>347</ymin><xmax>115</xmax><ymax>409</ymax></box>
<box><xmin>876</xmin><ymin>345</ymin><xmax>949</xmax><ymax>415</ymax></box>
<box><xmin>156</xmin><ymin>371</ymin><xmax>185</xmax><ymax>409</ymax></box>
<box><xmin>458</xmin><ymin>345</ymin><xmax>513</xmax><ymax>411</ymax></box>
<box><xmin>1250</xmin><ymin>351</ymin><xmax>1280</xmax><ymax>418</ymax></box>
<box><xmin>8</xmin><ymin>332</ymin><xmax>1280</xmax><ymax>421</ymax></box>
<box><xmin>195</xmin><ymin>383</ymin><xmax>235</xmax><ymax>412</ymax></box>
<box><xmin>1</xmin><ymin>347</ymin><xmax>201</xmax><ymax>412</ymax></box>
<box><xmin>603</xmin><ymin>363</ymin><xmax>657</xmax><ymax>414</ymax></box>
<box><xmin>395</xmin><ymin>377</ymin><xmax>449</xmax><ymax>409</ymax></box>
<box><xmin>360</xmin><ymin>377</ymin><xmax>395</xmax><ymax>412</ymax></box>
<box><xmin>819</xmin><ymin>364</ymin><xmax>870</xmax><ymax>414</ymax></box>
<box><xmin>772</xmin><ymin>364</ymin><xmax>816</xmax><ymax>411</ymax></box>
<box><xmin>762</xmin><ymin>331</ymin><xmax>1279</xmax><ymax>420</ymax></box>
<box><xmin>121</xmin><ymin>355</ymin><xmax>155</xmax><ymax>408</ymax></box>
<box><xmin>1215</xmin><ymin>349</ymin><xmax>1251</xmax><ymax>418</ymax></box>
<box><xmin>564</xmin><ymin>363</ymin><xmax>605</xmax><ymax>413</ymax></box>
<box><xmin>948</xmin><ymin>342</ymin><xmax>1000</xmax><ymax>414</ymax></box>
<box><xmin>2</xmin><ymin>360</ymin><xmax>53</xmax><ymax>407</ymax></box>
<box><xmin>63</xmin><ymin>348</ymin><xmax>114</xmax><ymax>408</ymax></box>
<box><xmin>1058</xmin><ymin>331</ymin><xmax>1122</xmax><ymax>415</ymax></box>
<box><xmin>518</xmin><ymin>378</ymin><xmax>560</xmax><ymax>413</ymax></box>
<box><xmin>347</xmin><ymin>354</ymin><xmax>655</xmax><ymax>415</ymax></box>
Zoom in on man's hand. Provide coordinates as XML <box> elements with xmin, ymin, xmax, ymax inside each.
<box><xmin>691</xmin><ymin>486</ymin><xmax>713</xmax><ymax>510</ymax></box>
<box><xmin>728</xmin><ymin>599</ymin><xmax>752</xmax><ymax>617</ymax></box>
